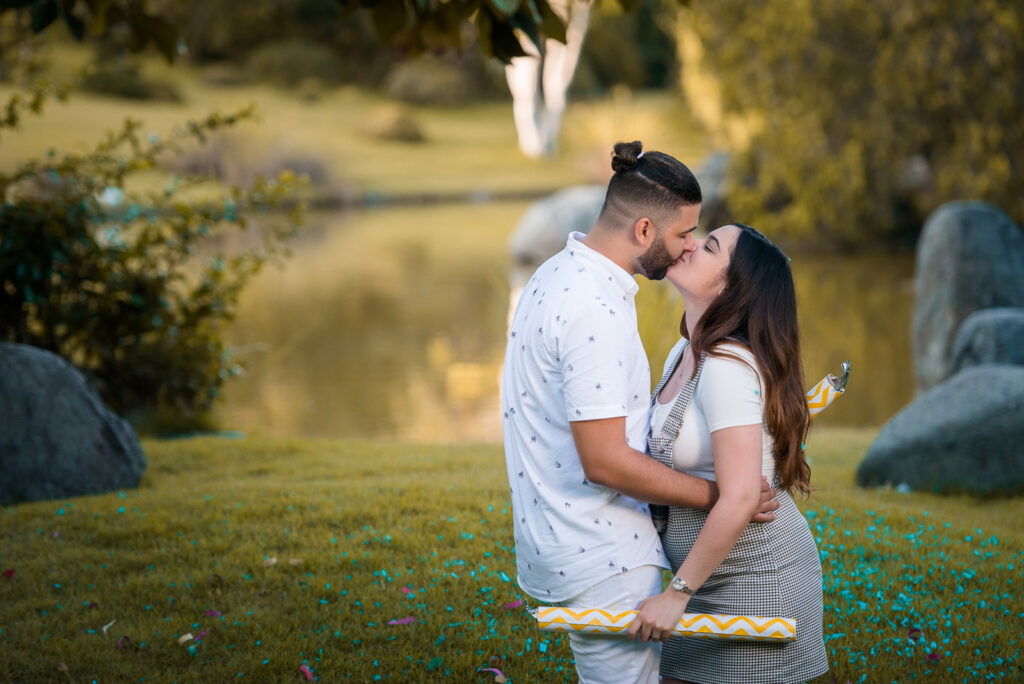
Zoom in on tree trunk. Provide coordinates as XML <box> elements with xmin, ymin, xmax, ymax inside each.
<box><xmin>504</xmin><ymin>0</ymin><xmax>591</xmax><ymax>159</ymax></box>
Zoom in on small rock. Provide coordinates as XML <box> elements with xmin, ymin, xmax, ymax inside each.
<box><xmin>951</xmin><ymin>307</ymin><xmax>1024</xmax><ymax>373</ymax></box>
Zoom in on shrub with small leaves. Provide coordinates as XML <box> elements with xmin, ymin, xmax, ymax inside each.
<box><xmin>677</xmin><ymin>0</ymin><xmax>1024</xmax><ymax>245</ymax></box>
<box><xmin>0</xmin><ymin>86</ymin><xmax>304</xmax><ymax>432</ymax></box>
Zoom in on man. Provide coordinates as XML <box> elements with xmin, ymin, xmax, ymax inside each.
<box><xmin>501</xmin><ymin>141</ymin><xmax>778</xmax><ymax>683</ymax></box>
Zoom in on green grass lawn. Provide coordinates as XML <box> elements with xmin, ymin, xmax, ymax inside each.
<box><xmin>1</xmin><ymin>428</ymin><xmax>1021</xmax><ymax>682</ymax></box>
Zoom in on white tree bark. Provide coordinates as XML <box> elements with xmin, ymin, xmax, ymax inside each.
<box><xmin>504</xmin><ymin>0</ymin><xmax>591</xmax><ymax>159</ymax></box>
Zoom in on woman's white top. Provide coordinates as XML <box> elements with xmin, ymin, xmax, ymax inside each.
<box><xmin>649</xmin><ymin>339</ymin><xmax>776</xmax><ymax>482</ymax></box>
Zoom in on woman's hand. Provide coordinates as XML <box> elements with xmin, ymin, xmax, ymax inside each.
<box><xmin>627</xmin><ymin>589</ymin><xmax>690</xmax><ymax>643</ymax></box>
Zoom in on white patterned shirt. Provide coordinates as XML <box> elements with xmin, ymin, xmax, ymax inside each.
<box><xmin>501</xmin><ymin>231</ymin><xmax>667</xmax><ymax>601</ymax></box>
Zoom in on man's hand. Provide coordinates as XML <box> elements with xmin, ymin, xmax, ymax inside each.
<box><xmin>627</xmin><ymin>590</ymin><xmax>689</xmax><ymax>643</ymax></box>
<box><xmin>752</xmin><ymin>477</ymin><xmax>780</xmax><ymax>523</ymax></box>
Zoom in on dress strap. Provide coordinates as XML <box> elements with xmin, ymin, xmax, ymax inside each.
<box><xmin>646</xmin><ymin>350</ymin><xmax>706</xmax><ymax>534</ymax></box>
<box><xmin>651</xmin><ymin>340</ymin><xmax>688</xmax><ymax>404</ymax></box>
<box><xmin>661</xmin><ymin>353</ymin><xmax>706</xmax><ymax>441</ymax></box>
<box><xmin>647</xmin><ymin>351</ymin><xmax>707</xmax><ymax>463</ymax></box>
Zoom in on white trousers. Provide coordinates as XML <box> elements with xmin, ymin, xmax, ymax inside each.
<box><xmin>554</xmin><ymin>564</ymin><xmax>664</xmax><ymax>684</ymax></box>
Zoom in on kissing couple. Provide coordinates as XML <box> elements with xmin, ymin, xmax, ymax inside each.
<box><xmin>502</xmin><ymin>141</ymin><xmax>829</xmax><ymax>683</ymax></box>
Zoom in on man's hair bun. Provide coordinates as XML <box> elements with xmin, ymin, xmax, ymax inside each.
<box><xmin>611</xmin><ymin>140</ymin><xmax>643</xmax><ymax>173</ymax></box>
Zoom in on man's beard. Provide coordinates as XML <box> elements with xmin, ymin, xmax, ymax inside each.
<box><xmin>637</xmin><ymin>235</ymin><xmax>675</xmax><ymax>281</ymax></box>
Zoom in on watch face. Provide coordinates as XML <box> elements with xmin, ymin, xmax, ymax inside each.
<box><xmin>672</xmin><ymin>577</ymin><xmax>693</xmax><ymax>594</ymax></box>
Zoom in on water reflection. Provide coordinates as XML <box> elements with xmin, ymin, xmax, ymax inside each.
<box><xmin>218</xmin><ymin>207</ymin><xmax>914</xmax><ymax>441</ymax></box>
<box><xmin>217</xmin><ymin>205</ymin><xmax>519</xmax><ymax>441</ymax></box>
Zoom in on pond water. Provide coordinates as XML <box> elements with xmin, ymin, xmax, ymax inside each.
<box><xmin>216</xmin><ymin>205</ymin><xmax>915</xmax><ymax>442</ymax></box>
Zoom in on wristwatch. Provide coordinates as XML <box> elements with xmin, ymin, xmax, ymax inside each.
<box><xmin>670</xmin><ymin>576</ymin><xmax>696</xmax><ymax>596</ymax></box>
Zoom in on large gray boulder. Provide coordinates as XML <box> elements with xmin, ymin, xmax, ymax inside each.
<box><xmin>857</xmin><ymin>365</ymin><xmax>1024</xmax><ymax>495</ymax></box>
<box><xmin>508</xmin><ymin>184</ymin><xmax>606</xmax><ymax>280</ymax></box>
<box><xmin>506</xmin><ymin>185</ymin><xmax>607</xmax><ymax>327</ymax></box>
<box><xmin>913</xmin><ymin>202</ymin><xmax>1024</xmax><ymax>391</ymax></box>
<box><xmin>0</xmin><ymin>343</ymin><xmax>146</xmax><ymax>506</ymax></box>
<box><xmin>952</xmin><ymin>308</ymin><xmax>1024</xmax><ymax>374</ymax></box>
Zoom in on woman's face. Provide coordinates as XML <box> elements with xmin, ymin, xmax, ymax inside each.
<box><xmin>665</xmin><ymin>225</ymin><xmax>741</xmax><ymax>301</ymax></box>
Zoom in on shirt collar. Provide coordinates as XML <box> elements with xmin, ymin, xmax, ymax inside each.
<box><xmin>566</xmin><ymin>231</ymin><xmax>640</xmax><ymax>297</ymax></box>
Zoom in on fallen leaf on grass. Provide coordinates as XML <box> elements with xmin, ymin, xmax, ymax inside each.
<box><xmin>479</xmin><ymin>667</ymin><xmax>508</xmax><ymax>683</ymax></box>
<box><xmin>263</xmin><ymin>557</ymin><xmax>277</xmax><ymax>567</ymax></box>
<box><xmin>387</xmin><ymin>617</ymin><xmax>416</xmax><ymax>625</ymax></box>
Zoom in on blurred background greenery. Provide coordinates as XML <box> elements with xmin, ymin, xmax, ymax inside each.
<box><xmin>1</xmin><ymin>0</ymin><xmax>1019</xmax><ymax>439</ymax></box>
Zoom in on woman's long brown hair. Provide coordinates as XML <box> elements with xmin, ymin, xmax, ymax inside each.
<box><xmin>681</xmin><ymin>225</ymin><xmax>812</xmax><ymax>496</ymax></box>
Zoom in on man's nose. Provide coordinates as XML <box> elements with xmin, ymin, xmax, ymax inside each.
<box><xmin>683</xmin><ymin>234</ymin><xmax>698</xmax><ymax>252</ymax></box>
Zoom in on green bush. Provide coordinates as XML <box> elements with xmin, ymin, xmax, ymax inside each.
<box><xmin>80</xmin><ymin>58</ymin><xmax>184</xmax><ymax>102</ymax></box>
<box><xmin>384</xmin><ymin>55</ymin><xmax>472</xmax><ymax>105</ymax></box>
<box><xmin>0</xmin><ymin>89</ymin><xmax>303</xmax><ymax>432</ymax></box>
<box><xmin>380</xmin><ymin>20</ymin><xmax>508</xmax><ymax>107</ymax></box>
<box><xmin>677</xmin><ymin>0</ymin><xmax>1024</xmax><ymax>245</ymax></box>
<box><xmin>245</xmin><ymin>40</ymin><xmax>344</xmax><ymax>88</ymax></box>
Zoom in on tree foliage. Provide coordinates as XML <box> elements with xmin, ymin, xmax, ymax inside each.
<box><xmin>1</xmin><ymin>0</ymin><xmax>574</xmax><ymax>64</ymax></box>
<box><xmin>680</xmin><ymin>0</ymin><xmax>1024</xmax><ymax>245</ymax></box>
<box><xmin>1</xmin><ymin>0</ymin><xmax>180</xmax><ymax>58</ymax></box>
<box><xmin>0</xmin><ymin>88</ymin><xmax>304</xmax><ymax>431</ymax></box>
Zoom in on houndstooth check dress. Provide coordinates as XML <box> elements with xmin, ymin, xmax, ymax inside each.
<box><xmin>648</xmin><ymin>341</ymin><xmax>829</xmax><ymax>684</ymax></box>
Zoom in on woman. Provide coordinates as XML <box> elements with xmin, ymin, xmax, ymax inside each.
<box><xmin>629</xmin><ymin>224</ymin><xmax>828</xmax><ymax>683</ymax></box>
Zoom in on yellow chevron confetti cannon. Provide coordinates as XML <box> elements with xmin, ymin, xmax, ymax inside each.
<box><xmin>806</xmin><ymin>360</ymin><xmax>851</xmax><ymax>419</ymax></box>
<box><xmin>532</xmin><ymin>606</ymin><xmax>795</xmax><ymax>642</ymax></box>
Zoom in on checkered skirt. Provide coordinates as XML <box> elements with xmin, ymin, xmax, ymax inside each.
<box><xmin>648</xmin><ymin>343</ymin><xmax>828</xmax><ymax>683</ymax></box>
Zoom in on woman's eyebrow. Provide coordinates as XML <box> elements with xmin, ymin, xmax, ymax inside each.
<box><xmin>708</xmin><ymin>235</ymin><xmax>720</xmax><ymax>250</ymax></box>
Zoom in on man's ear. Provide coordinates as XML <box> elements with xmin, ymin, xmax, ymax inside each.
<box><xmin>633</xmin><ymin>217</ymin><xmax>655</xmax><ymax>247</ymax></box>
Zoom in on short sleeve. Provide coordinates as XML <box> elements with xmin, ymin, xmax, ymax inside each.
<box><xmin>553</xmin><ymin>302</ymin><xmax>636</xmax><ymax>422</ymax></box>
<box><xmin>697</xmin><ymin>346</ymin><xmax>763</xmax><ymax>432</ymax></box>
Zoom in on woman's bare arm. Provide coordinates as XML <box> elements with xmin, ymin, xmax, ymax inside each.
<box><xmin>628</xmin><ymin>423</ymin><xmax>764</xmax><ymax>640</ymax></box>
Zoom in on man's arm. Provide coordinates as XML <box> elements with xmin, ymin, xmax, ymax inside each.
<box><xmin>571</xmin><ymin>417</ymin><xmax>779</xmax><ymax>521</ymax></box>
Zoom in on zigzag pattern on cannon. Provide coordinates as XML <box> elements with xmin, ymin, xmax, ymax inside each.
<box><xmin>533</xmin><ymin>607</ymin><xmax>796</xmax><ymax>642</ymax></box>
<box><xmin>806</xmin><ymin>375</ymin><xmax>841</xmax><ymax>418</ymax></box>
<box><xmin>806</xmin><ymin>360</ymin><xmax>851</xmax><ymax>419</ymax></box>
